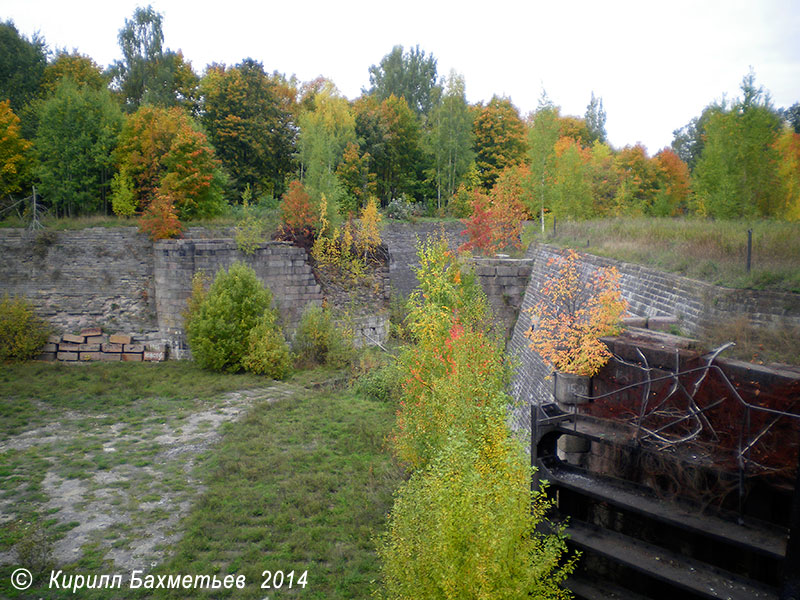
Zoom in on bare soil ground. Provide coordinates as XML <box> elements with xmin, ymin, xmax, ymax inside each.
<box><xmin>0</xmin><ymin>382</ymin><xmax>299</xmax><ymax>573</ymax></box>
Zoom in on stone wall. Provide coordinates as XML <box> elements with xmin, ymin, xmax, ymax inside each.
<box><xmin>0</xmin><ymin>228</ymin><xmax>158</xmax><ymax>339</ymax></box>
<box><xmin>469</xmin><ymin>257</ymin><xmax>533</xmax><ymax>341</ymax></box>
<box><xmin>381</xmin><ymin>220</ymin><xmax>465</xmax><ymax>297</ymax></box>
<box><xmin>153</xmin><ymin>239</ymin><xmax>323</xmax><ymax>358</ymax></box>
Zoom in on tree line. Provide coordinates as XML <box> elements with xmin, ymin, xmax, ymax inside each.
<box><xmin>2</xmin><ymin>6</ymin><xmax>799</xmax><ymax>230</ymax></box>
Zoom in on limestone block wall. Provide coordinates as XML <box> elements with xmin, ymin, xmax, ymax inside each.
<box><xmin>381</xmin><ymin>220</ymin><xmax>465</xmax><ymax>297</ymax></box>
<box><xmin>0</xmin><ymin>228</ymin><xmax>158</xmax><ymax>339</ymax></box>
<box><xmin>469</xmin><ymin>257</ymin><xmax>533</xmax><ymax>341</ymax></box>
<box><xmin>153</xmin><ymin>239</ymin><xmax>323</xmax><ymax>358</ymax></box>
<box><xmin>317</xmin><ymin>250</ymin><xmax>392</xmax><ymax>347</ymax></box>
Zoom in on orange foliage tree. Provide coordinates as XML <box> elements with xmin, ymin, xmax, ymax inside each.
<box><xmin>138</xmin><ymin>190</ymin><xmax>183</xmax><ymax>240</ymax></box>
<box><xmin>275</xmin><ymin>180</ymin><xmax>317</xmax><ymax>248</ymax></box>
<box><xmin>526</xmin><ymin>249</ymin><xmax>627</xmax><ymax>376</ymax></box>
<box><xmin>653</xmin><ymin>148</ymin><xmax>692</xmax><ymax>216</ymax></box>
<box><xmin>114</xmin><ymin>105</ymin><xmax>225</xmax><ymax>220</ymax></box>
<box><xmin>458</xmin><ymin>167</ymin><xmax>527</xmax><ymax>255</ymax></box>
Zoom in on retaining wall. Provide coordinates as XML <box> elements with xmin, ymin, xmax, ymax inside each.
<box><xmin>0</xmin><ymin>228</ymin><xmax>158</xmax><ymax>339</ymax></box>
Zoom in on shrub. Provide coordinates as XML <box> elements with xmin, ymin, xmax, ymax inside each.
<box><xmin>14</xmin><ymin>518</ymin><xmax>54</xmax><ymax>575</ymax></box>
<box><xmin>186</xmin><ymin>262</ymin><xmax>279</xmax><ymax>373</ymax></box>
<box><xmin>138</xmin><ymin>190</ymin><xmax>183</xmax><ymax>241</ymax></box>
<box><xmin>352</xmin><ymin>361</ymin><xmax>402</xmax><ymax>403</ymax></box>
<box><xmin>292</xmin><ymin>304</ymin><xmax>355</xmax><ymax>368</ymax></box>
<box><xmin>406</xmin><ymin>233</ymin><xmax>490</xmax><ymax>346</ymax></box>
<box><xmin>377</xmin><ymin>436</ymin><xmax>575</xmax><ymax>600</ymax></box>
<box><xmin>241</xmin><ymin>312</ymin><xmax>291</xmax><ymax>379</ymax></box>
<box><xmin>0</xmin><ymin>294</ymin><xmax>51</xmax><ymax>363</ymax></box>
<box><xmin>386</xmin><ymin>196</ymin><xmax>412</xmax><ymax>221</ymax></box>
<box><xmin>235</xmin><ymin>185</ymin><xmax>263</xmax><ymax>255</ymax></box>
<box><xmin>375</xmin><ymin>231</ymin><xmax>577</xmax><ymax>598</ymax></box>
<box><xmin>275</xmin><ymin>180</ymin><xmax>316</xmax><ymax>249</ymax></box>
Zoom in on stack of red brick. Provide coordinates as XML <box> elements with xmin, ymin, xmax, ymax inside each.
<box><xmin>38</xmin><ymin>328</ymin><xmax>166</xmax><ymax>362</ymax></box>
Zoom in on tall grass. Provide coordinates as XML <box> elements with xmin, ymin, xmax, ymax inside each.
<box><xmin>535</xmin><ymin>218</ymin><xmax>800</xmax><ymax>292</ymax></box>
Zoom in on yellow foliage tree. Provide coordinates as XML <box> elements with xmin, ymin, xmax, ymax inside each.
<box><xmin>526</xmin><ymin>249</ymin><xmax>627</xmax><ymax>376</ymax></box>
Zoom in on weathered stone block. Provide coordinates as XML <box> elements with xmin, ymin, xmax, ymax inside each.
<box><xmin>35</xmin><ymin>352</ymin><xmax>57</xmax><ymax>361</ymax></box>
<box><xmin>57</xmin><ymin>351</ymin><xmax>78</xmax><ymax>361</ymax></box>
<box><xmin>123</xmin><ymin>344</ymin><xmax>144</xmax><ymax>353</ymax></box>
<box><xmin>122</xmin><ymin>353</ymin><xmax>143</xmax><ymax>362</ymax></box>
<box><xmin>59</xmin><ymin>342</ymin><xmax>80</xmax><ymax>351</ymax></box>
<box><xmin>78</xmin><ymin>343</ymin><xmax>101</xmax><ymax>352</ymax></box>
<box><xmin>647</xmin><ymin>316</ymin><xmax>679</xmax><ymax>332</ymax></box>
<box><xmin>102</xmin><ymin>343</ymin><xmax>123</xmax><ymax>353</ymax></box>
<box><xmin>80</xmin><ymin>351</ymin><xmax>101</xmax><ymax>361</ymax></box>
<box><xmin>85</xmin><ymin>335</ymin><xmax>107</xmax><ymax>344</ymax></box>
<box><xmin>42</xmin><ymin>343</ymin><xmax>58</xmax><ymax>352</ymax></box>
<box><xmin>62</xmin><ymin>333</ymin><xmax>84</xmax><ymax>344</ymax></box>
<box><xmin>80</xmin><ymin>327</ymin><xmax>103</xmax><ymax>337</ymax></box>
<box><xmin>144</xmin><ymin>350</ymin><xmax>165</xmax><ymax>362</ymax></box>
<box><xmin>48</xmin><ymin>335</ymin><xmax>62</xmax><ymax>344</ymax></box>
<box><xmin>99</xmin><ymin>352</ymin><xmax>121</xmax><ymax>361</ymax></box>
<box><xmin>109</xmin><ymin>334</ymin><xmax>132</xmax><ymax>345</ymax></box>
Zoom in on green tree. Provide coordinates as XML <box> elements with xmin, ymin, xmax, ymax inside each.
<box><xmin>551</xmin><ymin>137</ymin><xmax>594</xmax><ymax>220</ymax></box>
<box><xmin>40</xmin><ymin>50</ymin><xmax>107</xmax><ymax>95</ymax></box>
<box><xmin>671</xmin><ymin>104</ymin><xmax>721</xmax><ymax>173</ymax></box>
<box><xmin>109</xmin><ymin>6</ymin><xmax>199</xmax><ymax>111</ymax></box>
<box><xmin>200</xmin><ymin>59</ymin><xmax>297</xmax><ymax>198</ymax></box>
<box><xmin>428</xmin><ymin>71</ymin><xmax>474</xmax><ymax>208</ymax></box>
<box><xmin>527</xmin><ymin>97</ymin><xmax>561</xmax><ymax>226</ymax></box>
<box><xmin>588</xmin><ymin>141</ymin><xmax>619</xmax><ymax>216</ymax></box>
<box><xmin>693</xmin><ymin>72</ymin><xmax>783</xmax><ymax>218</ymax></box>
<box><xmin>0</xmin><ymin>100</ymin><xmax>32</xmax><ymax>205</ymax></box>
<box><xmin>114</xmin><ymin>105</ymin><xmax>225</xmax><ymax>219</ymax></box>
<box><xmin>585</xmin><ymin>91</ymin><xmax>607</xmax><ymax>144</ymax></box>
<box><xmin>353</xmin><ymin>95</ymin><xmax>389</xmax><ymax>200</ymax></box>
<box><xmin>376</xmin><ymin>94</ymin><xmax>425</xmax><ymax>202</ymax></box>
<box><xmin>336</xmin><ymin>141</ymin><xmax>376</xmax><ymax>213</ymax></box>
<box><xmin>367</xmin><ymin>45</ymin><xmax>441</xmax><ymax>119</ymax></box>
<box><xmin>0</xmin><ymin>21</ymin><xmax>47</xmax><ymax>113</ymax></box>
<box><xmin>473</xmin><ymin>96</ymin><xmax>526</xmax><ymax>191</ymax></box>
<box><xmin>297</xmin><ymin>81</ymin><xmax>356</xmax><ymax>213</ymax></box>
<box><xmin>35</xmin><ymin>79</ymin><xmax>123</xmax><ymax>217</ymax></box>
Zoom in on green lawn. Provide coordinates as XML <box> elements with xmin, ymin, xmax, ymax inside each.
<box><xmin>0</xmin><ymin>362</ymin><xmax>401</xmax><ymax>599</ymax></box>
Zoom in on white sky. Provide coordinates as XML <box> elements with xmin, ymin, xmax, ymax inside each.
<box><xmin>4</xmin><ymin>0</ymin><xmax>799</xmax><ymax>155</ymax></box>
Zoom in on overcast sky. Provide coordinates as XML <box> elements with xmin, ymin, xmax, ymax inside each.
<box><xmin>5</xmin><ymin>0</ymin><xmax>799</xmax><ymax>154</ymax></box>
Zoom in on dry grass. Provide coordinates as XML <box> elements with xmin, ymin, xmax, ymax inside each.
<box><xmin>537</xmin><ymin>217</ymin><xmax>800</xmax><ymax>293</ymax></box>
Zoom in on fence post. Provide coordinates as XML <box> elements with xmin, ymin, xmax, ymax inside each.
<box><xmin>746</xmin><ymin>229</ymin><xmax>752</xmax><ymax>274</ymax></box>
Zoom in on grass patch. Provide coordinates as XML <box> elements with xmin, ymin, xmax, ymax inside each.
<box><xmin>151</xmin><ymin>387</ymin><xmax>401</xmax><ymax>599</ymax></box>
<box><xmin>534</xmin><ymin>217</ymin><xmax>800</xmax><ymax>292</ymax></box>
<box><xmin>0</xmin><ymin>361</ymin><xmax>401</xmax><ymax>599</ymax></box>
<box><xmin>0</xmin><ymin>361</ymin><xmax>266</xmax><ymax>439</ymax></box>
<box><xmin>0</xmin><ymin>205</ymin><xmax>282</xmax><ymax>238</ymax></box>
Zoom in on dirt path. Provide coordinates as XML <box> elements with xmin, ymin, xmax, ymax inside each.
<box><xmin>0</xmin><ymin>382</ymin><xmax>299</xmax><ymax>573</ymax></box>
